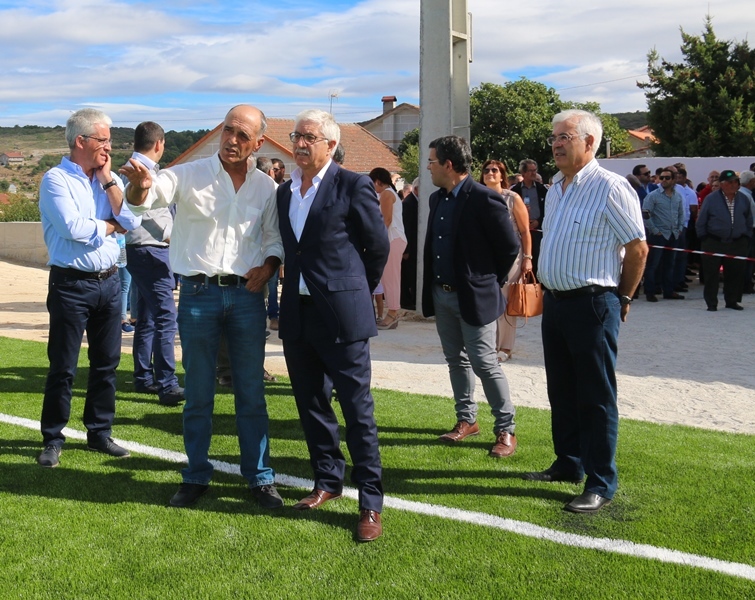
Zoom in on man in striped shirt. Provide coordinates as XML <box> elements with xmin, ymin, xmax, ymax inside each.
<box><xmin>523</xmin><ymin>109</ymin><xmax>648</xmax><ymax>514</ymax></box>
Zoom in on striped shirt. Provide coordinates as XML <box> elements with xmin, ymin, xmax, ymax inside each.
<box><xmin>539</xmin><ymin>159</ymin><xmax>645</xmax><ymax>291</ymax></box>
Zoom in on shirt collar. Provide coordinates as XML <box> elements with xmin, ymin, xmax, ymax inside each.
<box><xmin>553</xmin><ymin>157</ymin><xmax>599</xmax><ymax>186</ymax></box>
<box><xmin>131</xmin><ymin>151</ymin><xmax>157</xmax><ymax>171</ymax></box>
<box><xmin>291</xmin><ymin>159</ymin><xmax>333</xmax><ymax>188</ymax></box>
<box><xmin>211</xmin><ymin>152</ymin><xmax>256</xmax><ymax>177</ymax></box>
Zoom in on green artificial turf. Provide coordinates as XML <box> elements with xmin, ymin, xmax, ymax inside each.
<box><xmin>1</xmin><ymin>336</ymin><xmax>753</xmax><ymax>599</ymax></box>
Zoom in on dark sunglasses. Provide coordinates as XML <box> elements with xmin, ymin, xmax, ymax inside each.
<box><xmin>483</xmin><ymin>167</ymin><xmax>500</xmax><ymax>174</ymax></box>
<box><xmin>659</xmin><ymin>175</ymin><xmax>673</xmax><ymax>180</ymax></box>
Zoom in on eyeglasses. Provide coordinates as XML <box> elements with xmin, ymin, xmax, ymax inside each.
<box><xmin>81</xmin><ymin>135</ymin><xmax>112</xmax><ymax>146</ymax></box>
<box><xmin>641</xmin><ymin>171</ymin><xmax>651</xmax><ymax>176</ymax></box>
<box><xmin>483</xmin><ymin>167</ymin><xmax>500</xmax><ymax>174</ymax></box>
<box><xmin>658</xmin><ymin>175</ymin><xmax>673</xmax><ymax>180</ymax></box>
<box><xmin>289</xmin><ymin>132</ymin><xmax>328</xmax><ymax>145</ymax></box>
<box><xmin>546</xmin><ymin>132</ymin><xmax>587</xmax><ymax>146</ymax></box>
<box><xmin>272</xmin><ymin>167</ymin><xmax>281</xmax><ymax>172</ymax></box>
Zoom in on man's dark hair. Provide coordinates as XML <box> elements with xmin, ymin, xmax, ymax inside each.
<box><xmin>333</xmin><ymin>143</ymin><xmax>345</xmax><ymax>165</ymax></box>
<box><xmin>655</xmin><ymin>167</ymin><xmax>665</xmax><ymax>176</ymax></box>
<box><xmin>428</xmin><ymin>136</ymin><xmax>472</xmax><ymax>174</ymax></box>
<box><xmin>256</xmin><ymin>156</ymin><xmax>273</xmax><ymax>173</ymax></box>
<box><xmin>750</xmin><ymin>162</ymin><xmax>755</xmax><ymax>171</ymax></box>
<box><xmin>134</xmin><ymin>121</ymin><xmax>165</xmax><ymax>153</ymax></box>
<box><xmin>632</xmin><ymin>164</ymin><xmax>647</xmax><ymax>177</ymax></box>
<box><xmin>676</xmin><ymin>167</ymin><xmax>687</xmax><ymax>177</ymax></box>
<box><xmin>271</xmin><ymin>158</ymin><xmax>285</xmax><ymax>169</ymax></box>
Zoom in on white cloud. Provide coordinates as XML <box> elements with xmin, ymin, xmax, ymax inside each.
<box><xmin>0</xmin><ymin>0</ymin><xmax>750</xmax><ymax>127</ymax></box>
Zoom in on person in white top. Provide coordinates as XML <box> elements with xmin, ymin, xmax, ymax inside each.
<box><xmin>121</xmin><ymin>105</ymin><xmax>285</xmax><ymax>511</ymax></box>
<box><xmin>370</xmin><ymin>167</ymin><xmax>407</xmax><ymax>330</ymax></box>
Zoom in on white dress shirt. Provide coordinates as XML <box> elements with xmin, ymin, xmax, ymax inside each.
<box><xmin>127</xmin><ymin>153</ymin><xmax>283</xmax><ymax>277</ymax></box>
<box><xmin>539</xmin><ymin>159</ymin><xmax>646</xmax><ymax>291</ymax></box>
<box><xmin>288</xmin><ymin>159</ymin><xmax>332</xmax><ymax>294</ymax></box>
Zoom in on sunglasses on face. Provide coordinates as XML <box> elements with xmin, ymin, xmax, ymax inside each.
<box><xmin>483</xmin><ymin>167</ymin><xmax>500</xmax><ymax>174</ymax></box>
<box><xmin>659</xmin><ymin>175</ymin><xmax>673</xmax><ymax>180</ymax></box>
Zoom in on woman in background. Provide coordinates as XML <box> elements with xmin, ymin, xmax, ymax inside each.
<box><xmin>479</xmin><ymin>159</ymin><xmax>532</xmax><ymax>362</ymax></box>
<box><xmin>370</xmin><ymin>167</ymin><xmax>407</xmax><ymax>330</ymax></box>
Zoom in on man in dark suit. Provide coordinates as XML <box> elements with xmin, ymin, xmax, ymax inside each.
<box><xmin>632</xmin><ymin>164</ymin><xmax>657</xmax><ymax>204</ymax></box>
<box><xmin>511</xmin><ymin>159</ymin><xmax>548</xmax><ymax>276</ymax></box>
<box><xmin>277</xmin><ymin>109</ymin><xmax>389</xmax><ymax>542</ymax></box>
<box><xmin>422</xmin><ymin>135</ymin><xmax>520</xmax><ymax>459</ymax></box>
<box><xmin>400</xmin><ymin>177</ymin><xmax>419</xmax><ymax>310</ymax></box>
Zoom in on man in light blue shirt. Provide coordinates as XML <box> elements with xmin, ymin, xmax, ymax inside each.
<box><xmin>642</xmin><ymin>167</ymin><xmax>685</xmax><ymax>302</ymax></box>
<box><xmin>37</xmin><ymin>108</ymin><xmax>140</xmax><ymax>468</ymax></box>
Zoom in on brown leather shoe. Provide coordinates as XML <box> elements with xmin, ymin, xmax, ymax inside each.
<box><xmin>489</xmin><ymin>431</ymin><xmax>517</xmax><ymax>458</ymax></box>
<box><xmin>356</xmin><ymin>509</ymin><xmax>382</xmax><ymax>542</ymax></box>
<box><xmin>292</xmin><ymin>488</ymin><xmax>342</xmax><ymax>511</ymax></box>
<box><xmin>438</xmin><ymin>420</ymin><xmax>479</xmax><ymax>443</ymax></box>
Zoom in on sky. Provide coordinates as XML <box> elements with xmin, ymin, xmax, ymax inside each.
<box><xmin>0</xmin><ymin>0</ymin><xmax>751</xmax><ymax>130</ymax></box>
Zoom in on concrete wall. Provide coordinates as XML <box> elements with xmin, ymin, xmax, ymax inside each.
<box><xmin>599</xmin><ymin>156</ymin><xmax>755</xmax><ymax>188</ymax></box>
<box><xmin>0</xmin><ymin>222</ymin><xmax>48</xmax><ymax>266</ymax></box>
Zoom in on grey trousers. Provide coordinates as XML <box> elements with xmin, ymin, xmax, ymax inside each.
<box><xmin>432</xmin><ymin>285</ymin><xmax>515</xmax><ymax>433</ymax></box>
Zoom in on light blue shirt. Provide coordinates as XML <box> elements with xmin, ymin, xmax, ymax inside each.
<box><xmin>643</xmin><ymin>187</ymin><xmax>684</xmax><ymax>239</ymax></box>
<box><xmin>40</xmin><ymin>156</ymin><xmax>141</xmax><ymax>271</ymax></box>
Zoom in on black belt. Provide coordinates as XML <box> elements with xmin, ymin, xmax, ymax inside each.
<box><xmin>548</xmin><ymin>285</ymin><xmax>617</xmax><ymax>300</ymax></box>
<box><xmin>183</xmin><ymin>273</ymin><xmax>248</xmax><ymax>287</ymax></box>
<box><xmin>51</xmin><ymin>265</ymin><xmax>118</xmax><ymax>281</ymax></box>
<box><xmin>127</xmin><ymin>243</ymin><xmax>168</xmax><ymax>248</ymax></box>
<box><xmin>436</xmin><ymin>283</ymin><xmax>457</xmax><ymax>292</ymax></box>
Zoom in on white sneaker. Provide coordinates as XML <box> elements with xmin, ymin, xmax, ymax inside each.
<box><xmin>497</xmin><ymin>351</ymin><xmax>511</xmax><ymax>363</ymax></box>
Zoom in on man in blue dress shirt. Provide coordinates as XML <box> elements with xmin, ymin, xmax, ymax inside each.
<box><xmin>37</xmin><ymin>108</ymin><xmax>141</xmax><ymax>468</ymax></box>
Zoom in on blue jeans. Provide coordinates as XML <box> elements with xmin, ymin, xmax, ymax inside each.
<box><xmin>126</xmin><ymin>245</ymin><xmax>179</xmax><ymax>395</ymax></box>
<box><xmin>267</xmin><ymin>270</ymin><xmax>279</xmax><ymax>319</ymax></box>
<box><xmin>118</xmin><ymin>266</ymin><xmax>131</xmax><ymax>321</ymax></box>
<box><xmin>541</xmin><ymin>290</ymin><xmax>621</xmax><ymax>499</ymax></box>
<box><xmin>432</xmin><ymin>285</ymin><xmax>515</xmax><ymax>433</ymax></box>
<box><xmin>644</xmin><ymin>233</ymin><xmax>676</xmax><ymax>297</ymax></box>
<box><xmin>177</xmin><ymin>277</ymin><xmax>274</xmax><ymax>487</ymax></box>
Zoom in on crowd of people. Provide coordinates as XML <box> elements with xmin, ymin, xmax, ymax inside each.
<box><xmin>32</xmin><ymin>104</ymin><xmax>752</xmax><ymax>546</ymax></box>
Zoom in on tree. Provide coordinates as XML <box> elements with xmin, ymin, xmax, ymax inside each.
<box><xmin>639</xmin><ymin>17</ymin><xmax>755</xmax><ymax>156</ymax></box>
<box><xmin>397</xmin><ymin>128</ymin><xmax>420</xmax><ymax>183</ymax></box>
<box><xmin>470</xmin><ymin>80</ymin><xmax>561</xmax><ymax>176</ymax></box>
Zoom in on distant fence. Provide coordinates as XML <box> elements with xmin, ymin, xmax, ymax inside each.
<box><xmin>0</xmin><ymin>222</ymin><xmax>48</xmax><ymax>266</ymax></box>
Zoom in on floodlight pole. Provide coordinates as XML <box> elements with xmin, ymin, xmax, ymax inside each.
<box><xmin>416</xmin><ymin>0</ymin><xmax>472</xmax><ymax>312</ymax></box>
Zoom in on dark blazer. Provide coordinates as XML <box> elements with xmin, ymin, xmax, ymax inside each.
<box><xmin>422</xmin><ymin>176</ymin><xmax>519</xmax><ymax>326</ymax></box>
<box><xmin>277</xmin><ymin>161</ymin><xmax>389</xmax><ymax>343</ymax></box>
<box><xmin>511</xmin><ymin>180</ymin><xmax>548</xmax><ymax>225</ymax></box>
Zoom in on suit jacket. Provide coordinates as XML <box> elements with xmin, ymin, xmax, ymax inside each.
<box><xmin>277</xmin><ymin>161</ymin><xmax>389</xmax><ymax>343</ymax></box>
<box><xmin>422</xmin><ymin>176</ymin><xmax>519</xmax><ymax>326</ymax></box>
<box><xmin>511</xmin><ymin>180</ymin><xmax>548</xmax><ymax>227</ymax></box>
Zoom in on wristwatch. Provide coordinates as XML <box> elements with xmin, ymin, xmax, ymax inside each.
<box><xmin>102</xmin><ymin>180</ymin><xmax>118</xmax><ymax>190</ymax></box>
<box><xmin>619</xmin><ymin>295</ymin><xmax>633</xmax><ymax>306</ymax></box>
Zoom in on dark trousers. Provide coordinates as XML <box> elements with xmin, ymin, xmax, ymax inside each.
<box><xmin>541</xmin><ymin>290</ymin><xmax>621</xmax><ymax>499</ymax></box>
<box><xmin>41</xmin><ymin>269</ymin><xmax>122</xmax><ymax>446</ymax></box>
<box><xmin>530</xmin><ymin>230</ymin><xmax>543</xmax><ymax>277</ymax></box>
<box><xmin>283</xmin><ymin>302</ymin><xmax>383</xmax><ymax>512</ymax></box>
<box><xmin>644</xmin><ymin>233</ymin><xmax>676</xmax><ymax>296</ymax></box>
<box><xmin>126</xmin><ymin>245</ymin><xmax>179</xmax><ymax>394</ymax></box>
<box><xmin>700</xmin><ymin>237</ymin><xmax>749</xmax><ymax>308</ymax></box>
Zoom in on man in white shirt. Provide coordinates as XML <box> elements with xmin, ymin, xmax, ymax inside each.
<box><xmin>523</xmin><ymin>109</ymin><xmax>647</xmax><ymax>514</ymax></box>
<box><xmin>122</xmin><ymin>105</ymin><xmax>284</xmax><ymax>510</ymax></box>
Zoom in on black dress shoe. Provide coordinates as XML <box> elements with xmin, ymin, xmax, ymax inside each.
<box><xmin>663</xmin><ymin>292</ymin><xmax>684</xmax><ymax>300</ymax></box>
<box><xmin>249</xmin><ymin>484</ymin><xmax>284</xmax><ymax>509</ymax></box>
<box><xmin>707</xmin><ymin>306</ymin><xmax>717</xmax><ymax>312</ymax></box>
<box><xmin>135</xmin><ymin>382</ymin><xmax>160</xmax><ymax>395</ymax></box>
<box><xmin>522</xmin><ymin>467</ymin><xmax>583</xmax><ymax>483</ymax></box>
<box><xmin>159</xmin><ymin>386</ymin><xmax>185</xmax><ymax>406</ymax></box>
<box><xmin>169</xmin><ymin>483</ymin><xmax>209</xmax><ymax>507</ymax></box>
<box><xmin>38</xmin><ymin>445</ymin><xmax>62</xmax><ymax>468</ymax></box>
<box><xmin>564</xmin><ymin>491</ymin><xmax>612</xmax><ymax>513</ymax></box>
<box><xmin>87</xmin><ymin>437</ymin><xmax>130</xmax><ymax>457</ymax></box>
<box><xmin>725</xmin><ymin>303</ymin><xmax>744</xmax><ymax>311</ymax></box>
<box><xmin>645</xmin><ymin>295</ymin><xmax>658</xmax><ymax>303</ymax></box>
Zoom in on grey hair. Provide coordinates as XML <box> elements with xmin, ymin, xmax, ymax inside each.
<box><xmin>294</xmin><ymin>109</ymin><xmax>341</xmax><ymax>146</ymax></box>
<box><xmin>256</xmin><ymin>156</ymin><xmax>273</xmax><ymax>173</ymax></box>
<box><xmin>740</xmin><ymin>170</ymin><xmax>755</xmax><ymax>186</ymax></box>
<box><xmin>552</xmin><ymin>109</ymin><xmax>603</xmax><ymax>151</ymax></box>
<box><xmin>65</xmin><ymin>108</ymin><xmax>112</xmax><ymax>149</ymax></box>
<box><xmin>518</xmin><ymin>159</ymin><xmax>537</xmax><ymax>174</ymax></box>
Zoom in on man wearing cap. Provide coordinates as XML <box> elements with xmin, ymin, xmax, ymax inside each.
<box><xmin>696</xmin><ymin>169</ymin><xmax>753</xmax><ymax>311</ymax></box>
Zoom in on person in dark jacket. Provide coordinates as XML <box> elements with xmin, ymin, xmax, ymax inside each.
<box><xmin>696</xmin><ymin>169</ymin><xmax>753</xmax><ymax>311</ymax></box>
<box><xmin>511</xmin><ymin>159</ymin><xmax>547</xmax><ymax>275</ymax></box>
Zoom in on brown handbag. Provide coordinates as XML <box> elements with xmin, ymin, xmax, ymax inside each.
<box><xmin>506</xmin><ymin>270</ymin><xmax>543</xmax><ymax>318</ymax></box>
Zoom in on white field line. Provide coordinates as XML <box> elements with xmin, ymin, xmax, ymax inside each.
<box><xmin>2</xmin><ymin>412</ymin><xmax>754</xmax><ymax>582</ymax></box>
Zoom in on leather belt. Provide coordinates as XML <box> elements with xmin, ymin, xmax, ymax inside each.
<box><xmin>51</xmin><ymin>265</ymin><xmax>118</xmax><ymax>281</ymax></box>
<box><xmin>437</xmin><ymin>283</ymin><xmax>457</xmax><ymax>292</ymax></box>
<box><xmin>548</xmin><ymin>285</ymin><xmax>617</xmax><ymax>300</ymax></box>
<box><xmin>183</xmin><ymin>273</ymin><xmax>248</xmax><ymax>287</ymax></box>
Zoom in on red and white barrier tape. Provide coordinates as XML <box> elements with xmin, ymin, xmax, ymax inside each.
<box><xmin>647</xmin><ymin>244</ymin><xmax>755</xmax><ymax>263</ymax></box>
